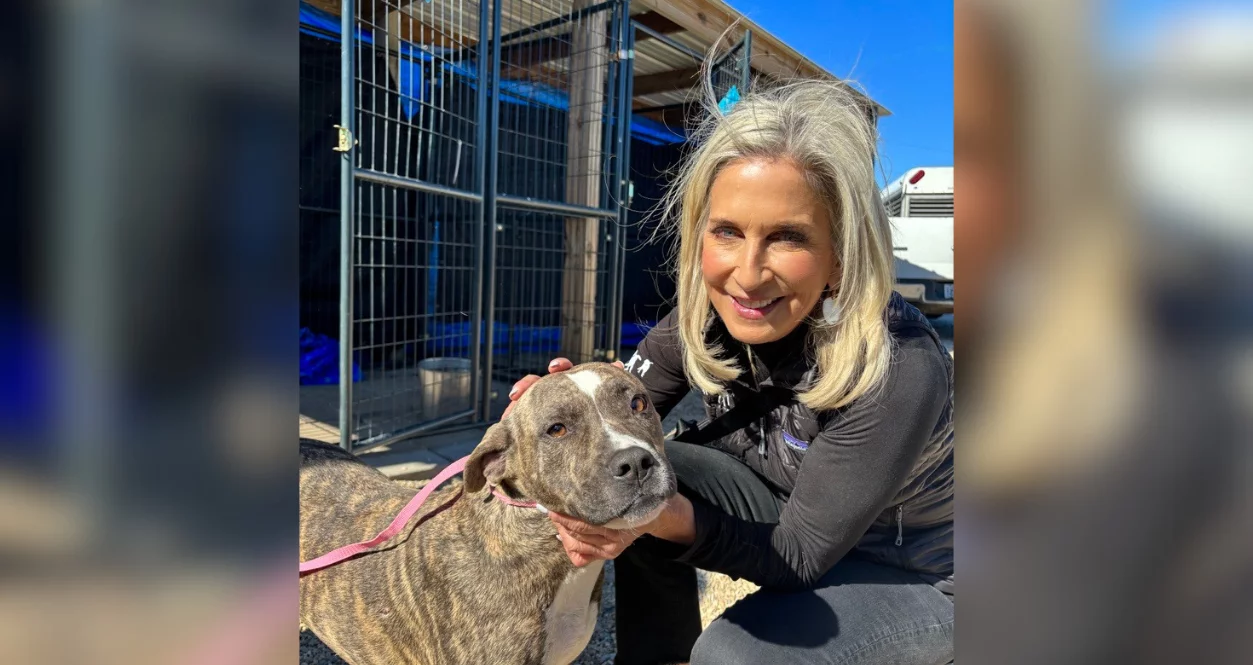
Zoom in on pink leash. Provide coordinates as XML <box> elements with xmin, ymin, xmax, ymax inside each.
<box><xmin>300</xmin><ymin>455</ymin><xmax>538</xmax><ymax>575</ymax></box>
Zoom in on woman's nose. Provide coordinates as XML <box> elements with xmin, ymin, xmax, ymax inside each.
<box><xmin>733</xmin><ymin>242</ymin><xmax>772</xmax><ymax>291</ymax></box>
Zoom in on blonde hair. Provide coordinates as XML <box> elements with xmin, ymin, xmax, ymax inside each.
<box><xmin>662</xmin><ymin>75</ymin><xmax>896</xmax><ymax>411</ymax></box>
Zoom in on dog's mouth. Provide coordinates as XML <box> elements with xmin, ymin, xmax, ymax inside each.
<box><xmin>600</xmin><ymin>492</ymin><xmax>671</xmax><ymax>530</ymax></box>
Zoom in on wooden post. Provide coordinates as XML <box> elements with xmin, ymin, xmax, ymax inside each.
<box><xmin>560</xmin><ymin>0</ymin><xmax>608</xmax><ymax>363</ymax></box>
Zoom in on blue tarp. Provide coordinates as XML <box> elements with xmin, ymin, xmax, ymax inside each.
<box><xmin>299</xmin><ymin>2</ymin><xmax>685</xmax><ymax>144</ymax></box>
<box><xmin>718</xmin><ymin>85</ymin><xmax>741</xmax><ymax>115</ymax></box>
<box><xmin>300</xmin><ymin>328</ymin><xmax>362</xmax><ymax>385</ymax></box>
<box><xmin>299</xmin><ymin>321</ymin><xmax>652</xmax><ymax>381</ymax></box>
<box><xmin>0</xmin><ymin>313</ymin><xmax>53</xmax><ymax>450</ymax></box>
<box><xmin>620</xmin><ymin>321</ymin><xmax>654</xmax><ymax>348</ymax></box>
<box><xmin>422</xmin><ymin>320</ymin><xmax>657</xmax><ymax>355</ymax></box>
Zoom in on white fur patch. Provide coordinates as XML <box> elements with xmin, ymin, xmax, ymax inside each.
<box><xmin>567</xmin><ymin>371</ymin><xmax>649</xmax><ymax>451</ymax></box>
<box><xmin>606</xmin><ymin>427</ymin><xmax>652</xmax><ymax>453</ymax></box>
<box><xmin>602</xmin><ymin>503</ymin><xmax>666</xmax><ymax>530</ymax></box>
<box><xmin>542</xmin><ymin>559</ymin><xmax>604</xmax><ymax>665</ymax></box>
<box><xmin>566</xmin><ymin>370</ymin><xmax>602</xmax><ymax>399</ymax></box>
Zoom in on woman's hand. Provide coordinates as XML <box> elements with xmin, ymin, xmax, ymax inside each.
<box><xmin>549</xmin><ymin>511</ymin><xmax>644</xmax><ymax>568</ymax></box>
<box><xmin>549</xmin><ymin>495</ymin><xmax>697</xmax><ymax>567</ymax></box>
<box><xmin>502</xmin><ymin>356</ymin><xmax>623</xmax><ymax>418</ymax></box>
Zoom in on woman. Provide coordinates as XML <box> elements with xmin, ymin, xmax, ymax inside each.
<box><xmin>507</xmin><ymin>79</ymin><xmax>953</xmax><ymax>665</ymax></box>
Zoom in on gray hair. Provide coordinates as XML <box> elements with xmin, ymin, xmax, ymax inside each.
<box><xmin>660</xmin><ymin>75</ymin><xmax>895</xmax><ymax>410</ymax></box>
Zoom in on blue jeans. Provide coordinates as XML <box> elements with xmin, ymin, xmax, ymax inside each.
<box><xmin>615</xmin><ymin>441</ymin><xmax>953</xmax><ymax>665</ymax></box>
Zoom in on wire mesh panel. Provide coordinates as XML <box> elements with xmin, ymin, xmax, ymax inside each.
<box><xmin>710</xmin><ymin>30</ymin><xmax>751</xmax><ymax>107</ymax></box>
<box><xmin>346</xmin><ymin>0</ymin><xmax>488</xmax><ymax>449</ymax></box>
<box><xmin>299</xmin><ymin>28</ymin><xmax>348</xmax><ymax>442</ymax></box>
<box><xmin>300</xmin><ymin>0</ymin><xmax>632</xmax><ymax>445</ymax></box>
<box><xmin>483</xmin><ymin>0</ymin><xmax>630</xmax><ymax>419</ymax></box>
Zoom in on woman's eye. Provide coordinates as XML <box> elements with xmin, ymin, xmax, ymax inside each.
<box><xmin>547</xmin><ymin>423</ymin><xmax>567</xmax><ymax>437</ymax></box>
<box><xmin>775</xmin><ymin>231</ymin><xmax>809</xmax><ymax>245</ymax></box>
<box><xmin>710</xmin><ymin>225</ymin><xmax>737</xmax><ymax>239</ymax></box>
<box><xmin>630</xmin><ymin>396</ymin><xmax>648</xmax><ymax>413</ymax></box>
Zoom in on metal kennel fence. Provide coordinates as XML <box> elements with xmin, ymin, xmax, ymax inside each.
<box><xmin>300</xmin><ymin>0</ymin><xmax>637</xmax><ymax>452</ymax></box>
<box><xmin>299</xmin><ymin>0</ymin><xmax>757</xmax><ymax>452</ymax></box>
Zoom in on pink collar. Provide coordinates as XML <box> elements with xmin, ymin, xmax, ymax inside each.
<box><xmin>491</xmin><ymin>486</ymin><xmax>543</xmax><ymax>510</ymax></box>
<box><xmin>299</xmin><ymin>455</ymin><xmax>545</xmax><ymax>575</ymax></box>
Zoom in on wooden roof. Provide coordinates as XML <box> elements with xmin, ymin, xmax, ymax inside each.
<box><xmin>303</xmin><ymin>0</ymin><xmax>889</xmax><ymax>119</ymax></box>
<box><xmin>633</xmin><ymin>0</ymin><xmax>889</xmax><ymax>117</ymax></box>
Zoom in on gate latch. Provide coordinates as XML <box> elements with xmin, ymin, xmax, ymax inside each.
<box><xmin>333</xmin><ymin>125</ymin><xmax>357</xmax><ymax>153</ymax></box>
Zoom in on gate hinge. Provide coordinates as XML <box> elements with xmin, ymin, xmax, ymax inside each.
<box><xmin>333</xmin><ymin>125</ymin><xmax>358</xmax><ymax>153</ymax></box>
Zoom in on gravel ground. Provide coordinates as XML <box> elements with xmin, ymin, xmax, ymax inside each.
<box><xmin>300</xmin><ymin>560</ymin><xmax>757</xmax><ymax>665</ymax></box>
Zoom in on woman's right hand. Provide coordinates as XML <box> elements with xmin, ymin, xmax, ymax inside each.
<box><xmin>502</xmin><ymin>357</ymin><xmax>623</xmax><ymax>418</ymax></box>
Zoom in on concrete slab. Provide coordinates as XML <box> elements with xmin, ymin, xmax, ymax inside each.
<box><xmin>433</xmin><ymin>439</ymin><xmax>479</xmax><ymax>462</ymax></box>
<box><xmin>361</xmin><ymin>447</ymin><xmax>450</xmax><ymax>481</ymax></box>
<box><xmin>354</xmin><ymin>425</ymin><xmax>488</xmax><ymax>481</ymax></box>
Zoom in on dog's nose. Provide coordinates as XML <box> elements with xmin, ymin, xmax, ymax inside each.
<box><xmin>609</xmin><ymin>448</ymin><xmax>657</xmax><ymax>483</ymax></box>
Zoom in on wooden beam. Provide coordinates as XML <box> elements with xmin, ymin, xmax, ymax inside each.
<box><xmin>499</xmin><ymin>34</ymin><xmax>571</xmax><ymax>69</ymax></box>
<box><xmin>632</xmin><ymin>11</ymin><xmax>684</xmax><ymax>37</ymax></box>
<box><xmin>632</xmin><ymin>101</ymin><xmax>700</xmax><ymax>129</ymax></box>
<box><xmin>632</xmin><ymin>0</ymin><xmax>889</xmax><ymax>117</ymax></box>
<box><xmin>303</xmin><ymin>0</ymin><xmax>342</xmax><ymax>19</ymax></box>
<box><xmin>634</xmin><ymin>0</ymin><xmax>802</xmax><ymax>79</ymax></box>
<box><xmin>560</xmin><ymin>0</ymin><xmax>608</xmax><ymax>363</ymax></box>
<box><xmin>632</xmin><ymin>66</ymin><xmax>700</xmax><ymax>97</ymax></box>
<box><xmin>497</xmin><ymin>17</ymin><xmax>681</xmax><ymax>70</ymax></box>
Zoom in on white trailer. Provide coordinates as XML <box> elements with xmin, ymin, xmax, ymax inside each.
<box><xmin>884</xmin><ymin>167</ymin><xmax>953</xmax><ymax>317</ymax></box>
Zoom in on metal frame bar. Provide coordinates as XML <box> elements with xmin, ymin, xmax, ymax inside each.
<box><xmin>614</xmin><ymin>16</ymin><xmax>635</xmax><ymax>355</ymax></box>
<box><xmin>471</xmin><ymin>0</ymin><xmax>492</xmax><ymax>423</ymax></box>
<box><xmin>337</xmin><ymin>0</ymin><xmax>357</xmax><ymax>451</ymax></box>
<box><xmin>355</xmin><ymin>168</ymin><xmax>484</xmax><ymax>202</ymax></box>
<box><xmin>348</xmin><ymin>409</ymin><xmax>477</xmax><ymax>455</ymax></box>
<box><xmin>740</xmin><ymin>29</ymin><xmax>752</xmax><ymax>92</ymax></box>
<box><xmin>632</xmin><ymin>21</ymin><xmax>702</xmax><ymax>63</ymax></box>
<box><xmin>496</xmin><ymin>194</ymin><xmax>619</xmax><ymax>219</ymax></box>
<box><xmin>600</xmin><ymin>1</ymin><xmax>623</xmax><ymax>359</ymax></box>
<box><xmin>479</xmin><ymin>0</ymin><xmax>504</xmax><ymax>419</ymax></box>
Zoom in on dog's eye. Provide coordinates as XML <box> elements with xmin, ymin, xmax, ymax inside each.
<box><xmin>546</xmin><ymin>423</ymin><xmax>567</xmax><ymax>437</ymax></box>
<box><xmin>631</xmin><ymin>395</ymin><xmax>648</xmax><ymax>413</ymax></box>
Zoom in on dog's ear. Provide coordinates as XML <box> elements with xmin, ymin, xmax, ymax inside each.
<box><xmin>464</xmin><ymin>422</ymin><xmax>512</xmax><ymax>493</ymax></box>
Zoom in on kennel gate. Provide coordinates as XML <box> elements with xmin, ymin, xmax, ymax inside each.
<box><xmin>332</xmin><ymin>0</ymin><xmax>635</xmax><ymax>452</ymax></box>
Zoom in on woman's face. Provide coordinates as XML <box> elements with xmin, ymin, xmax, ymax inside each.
<box><xmin>701</xmin><ymin>158</ymin><xmax>837</xmax><ymax>345</ymax></box>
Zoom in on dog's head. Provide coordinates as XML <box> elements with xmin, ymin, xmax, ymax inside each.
<box><xmin>464</xmin><ymin>363</ymin><xmax>676</xmax><ymax>528</ymax></box>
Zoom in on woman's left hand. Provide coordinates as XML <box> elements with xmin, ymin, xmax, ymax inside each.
<box><xmin>549</xmin><ymin>495</ymin><xmax>696</xmax><ymax>567</ymax></box>
<box><xmin>548</xmin><ymin>511</ymin><xmax>647</xmax><ymax>567</ymax></box>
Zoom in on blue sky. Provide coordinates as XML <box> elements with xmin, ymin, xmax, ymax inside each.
<box><xmin>727</xmin><ymin>0</ymin><xmax>953</xmax><ymax>185</ymax></box>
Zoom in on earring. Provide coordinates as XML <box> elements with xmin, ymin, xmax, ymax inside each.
<box><xmin>822</xmin><ymin>289</ymin><xmax>842</xmax><ymax>325</ymax></box>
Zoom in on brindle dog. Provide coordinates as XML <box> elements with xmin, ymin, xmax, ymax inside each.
<box><xmin>300</xmin><ymin>363</ymin><xmax>677</xmax><ymax>665</ymax></box>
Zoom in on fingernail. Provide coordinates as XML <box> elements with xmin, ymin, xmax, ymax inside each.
<box><xmin>508</xmin><ymin>386</ymin><xmax>519</xmax><ymax>398</ymax></box>
<box><xmin>549</xmin><ymin>360</ymin><xmax>560</xmax><ymax>368</ymax></box>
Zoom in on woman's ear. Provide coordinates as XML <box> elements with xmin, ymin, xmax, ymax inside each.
<box><xmin>464</xmin><ymin>423</ymin><xmax>512</xmax><ymax>493</ymax></box>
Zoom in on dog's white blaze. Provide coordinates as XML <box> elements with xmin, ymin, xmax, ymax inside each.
<box><xmin>566</xmin><ymin>370</ymin><xmax>602</xmax><ymax>399</ymax></box>
<box><xmin>606</xmin><ymin>427</ymin><xmax>652</xmax><ymax>453</ymax></box>
<box><xmin>567</xmin><ymin>371</ymin><xmax>651</xmax><ymax>451</ymax></box>
<box><xmin>542</xmin><ymin>559</ymin><xmax>604</xmax><ymax>665</ymax></box>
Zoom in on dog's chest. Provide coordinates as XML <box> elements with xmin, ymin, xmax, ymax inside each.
<box><xmin>541</xmin><ymin>560</ymin><xmax>604</xmax><ymax>665</ymax></box>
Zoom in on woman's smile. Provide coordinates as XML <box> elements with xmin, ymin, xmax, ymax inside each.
<box><xmin>728</xmin><ymin>295</ymin><xmax>784</xmax><ymax>320</ymax></box>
